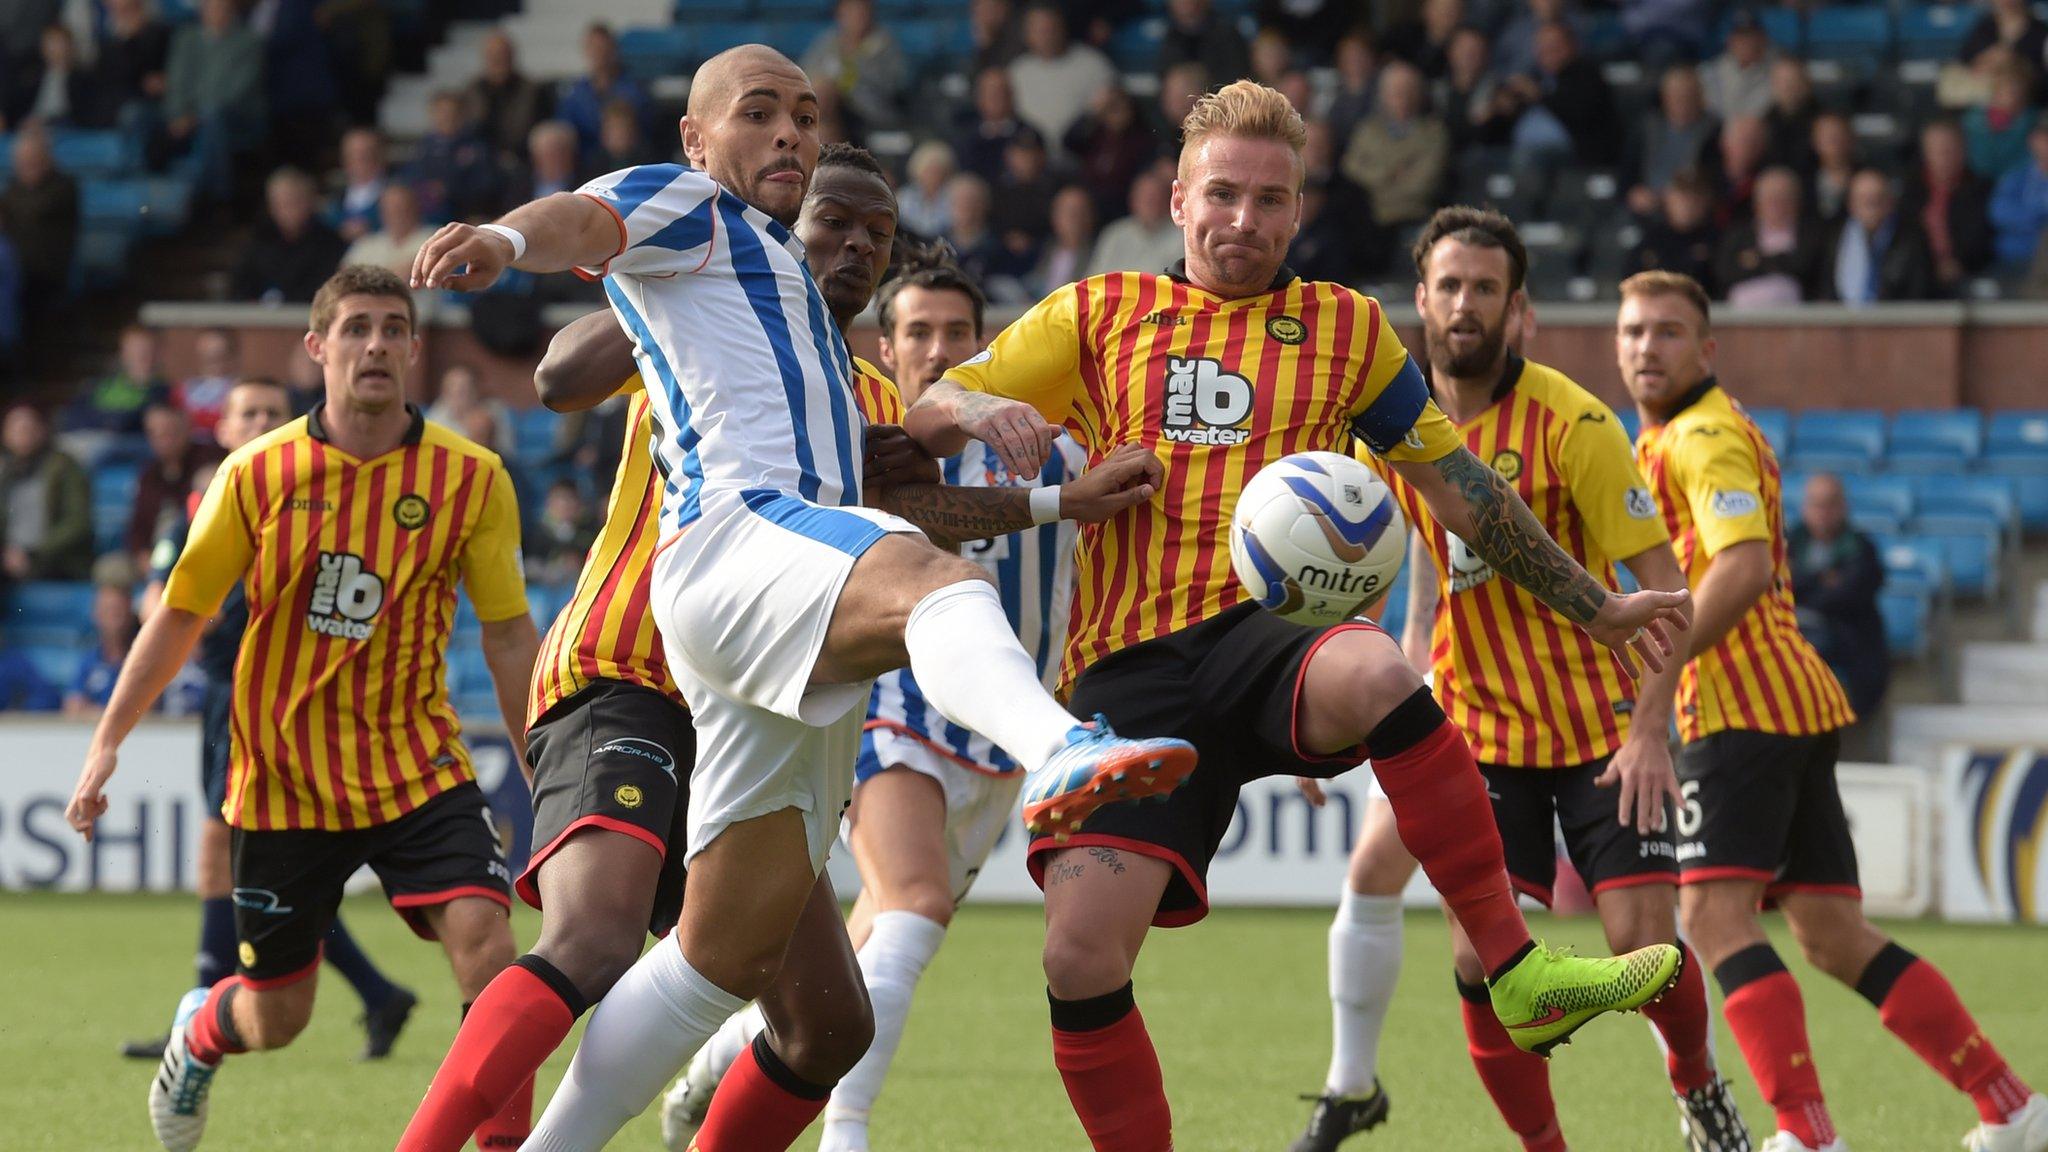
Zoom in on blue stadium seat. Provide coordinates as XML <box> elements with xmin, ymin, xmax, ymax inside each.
<box><xmin>1874</xmin><ymin>534</ymin><xmax>1948</xmax><ymax>597</ymax></box>
<box><xmin>3</xmin><ymin>582</ymin><xmax>95</xmax><ymax>648</ymax></box>
<box><xmin>673</xmin><ymin>0</ymin><xmax>754</xmax><ymax>16</ymax></box>
<box><xmin>21</xmin><ymin>644</ymin><xmax>84</xmax><ymax>690</ymax></box>
<box><xmin>81</xmin><ymin>179</ymin><xmax>152</xmax><ymax>229</ymax></box>
<box><xmin>455</xmin><ymin>592</ymin><xmax>483</xmax><ymax>637</ymax></box>
<box><xmin>1792</xmin><ymin>410</ymin><xmax>1885</xmax><ymax>471</ymax></box>
<box><xmin>1841</xmin><ymin>472</ymin><xmax>1915</xmax><ymax>522</ymax></box>
<box><xmin>1748</xmin><ymin>407</ymin><xmax>1791</xmax><ymax>457</ymax></box>
<box><xmin>73</xmin><ymin>229</ymin><xmax>136</xmax><ymax>292</ymax></box>
<box><xmin>1878</xmin><ymin>587</ymin><xmax>1930</xmax><ymax>660</ymax></box>
<box><xmin>1898</xmin><ymin>4</ymin><xmax>1973</xmax><ymax>62</ymax></box>
<box><xmin>1615</xmin><ymin>406</ymin><xmax>1641</xmax><ymax>443</ymax></box>
<box><xmin>892</xmin><ymin>20</ymin><xmax>947</xmax><ymax>66</ymax></box>
<box><xmin>1913</xmin><ymin>527</ymin><xmax>1999</xmax><ymax>598</ymax></box>
<box><xmin>141</xmin><ymin>176</ymin><xmax>196</xmax><ymax>237</ymax></box>
<box><xmin>1986</xmin><ymin>410</ymin><xmax>2048</xmax><ymax>460</ymax></box>
<box><xmin>680</xmin><ymin>21</ymin><xmax>760</xmax><ymax>64</ymax></box>
<box><xmin>754</xmin><ymin>0</ymin><xmax>826</xmax><ymax>13</ymax></box>
<box><xmin>1805</xmin><ymin>7</ymin><xmax>1892</xmax><ymax>62</ymax></box>
<box><xmin>49</xmin><ymin>130</ymin><xmax>134</xmax><ymax>178</ymax></box>
<box><xmin>1849</xmin><ymin>509</ymin><xmax>1905</xmax><ymax>536</ymax></box>
<box><xmin>1717</xmin><ymin>7</ymin><xmax>1802</xmax><ymax>53</ymax></box>
<box><xmin>760</xmin><ymin>19</ymin><xmax>831</xmax><ymax>54</ymax></box>
<box><xmin>618</xmin><ymin>26</ymin><xmax>687</xmax><ymax>79</ymax></box>
<box><xmin>1911</xmin><ymin>473</ymin><xmax>2020</xmax><ymax>540</ymax></box>
<box><xmin>1888</xmin><ymin>409</ymin><xmax>1983</xmax><ymax>471</ymax></box>
<box><xmin>513</xmin><ymin>407</ymin><xmax>559</xmax><ymax>462</ymax></box>
<box><xmin>1107</xmin><ymin>17</ymin><xmax>1168</xmax><ymax>70</ymax></box>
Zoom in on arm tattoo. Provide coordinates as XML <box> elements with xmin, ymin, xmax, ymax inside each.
<box><xmin>1434</xmin><ymin>447</ymin><xmax>1608</xmax><ymax>625</ymax></box>
<box><xmin>875</xmin><ymin>483</ymin><xmax>1032</xmax><ymax>548</ymax></box>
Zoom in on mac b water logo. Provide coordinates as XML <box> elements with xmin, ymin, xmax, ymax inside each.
<box><xmin>1960</xmin><ymin>749</ymin><xmax>2048</xmax><ymax>922</ymax></box>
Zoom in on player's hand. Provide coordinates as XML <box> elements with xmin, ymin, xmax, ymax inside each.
<box><xmin>1595</xmin><ymin>733</ymin><xmax>1681</xmax><ymax>835</ymax></box>
<box><xmin>1586</xmin><ymin>587</ymin><xmax>1690</xmax><ymax>679</ymax></box>
<box><xmin>863</xmin><ymin>424</ymin><xmax>941</xmax><ymax>489</ymax></box>
<box><xmin>955</xmin><ymin>391</ymin><xmax>1057</xmax><ymax>479</ymax></box>
<box><xmin>66</xmin><ymin>748</ymin><xmax>118</xmax><ymax>840</ymax></box>
<box><xmin>1061</xmin><ymin>443</ymin><xmax>1162</xmax><ymax>522</ymax></box>
<box><xmin>411</xmin><ymin>222</ymin><xmax>516</xmax><ymax>292</ymax></box>
<box><xmin>1294</xmin><ymin>777</ymin><xmax>1328</xmax><ymax>808</ymax></box>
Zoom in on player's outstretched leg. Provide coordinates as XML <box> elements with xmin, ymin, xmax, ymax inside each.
<box><xmin>1686</xmin><ymin>880</ymin><xmax>1840</xmax><ymax>1152</ymax></box>
<box><xmin>126</xmin><ymin>822</ymin><xmax>237</xmax><ymax>1061</ymax></box>
<box><xmin>1293</xmin><ymin>795</ymin><xmax>1409</xmax><ymax>1152</ymax></box>
<box><xmin>1297</xmin><ymin>633</ymin><xmax>1679</xmax><ymax>1055</ymax></box>
<box><xmin>1778</xmin><ymin>892</ymin><xmax>2045</xmax><ymax>1152</ymax></box>
<box><xmin>149</xmin><ymin>970</ymin><xmax>319</xmax><ymax>1152</ymax></box>
<box><xmin>814</xmin><ymin>537</ymin><xmax>1196</xmax><ymax>836</ymax></box>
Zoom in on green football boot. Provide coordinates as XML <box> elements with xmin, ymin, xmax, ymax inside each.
<box><xmin>1489</xmin><ymin>942</ymin><xmax>1683</xmax><ymax>1056</ymax></box>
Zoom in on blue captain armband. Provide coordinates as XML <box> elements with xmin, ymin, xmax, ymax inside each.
<box><xmin>1349</xmin><ymin>354</ymin><xmax>1430</xmax><ymax>455</ymax></box>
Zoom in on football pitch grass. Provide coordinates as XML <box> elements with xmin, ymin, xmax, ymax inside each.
<box><xmin>5</xmin><ymin>894</ymin><xmax>2045</xmax><ymax>1151</ymax></box>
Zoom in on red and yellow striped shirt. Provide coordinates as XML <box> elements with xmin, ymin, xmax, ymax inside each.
<box><xmin>1635</xmin><ymin>382</ymin><xmax>1854</xmax><ymax>740</ymax></box>
<box><xmin>945</xmin><ymin>270</ymin><xmax>1460</xmax><ymax>688</ymax></box>
<box><xmin>161</xmin><ymin>406</ymin><xmax>528</xmax><ymax>831</ymax></box>
<box><xmin>1368</xmin><ymin>357</ymin><xmax>1670</xmax><ymax>767</ymax></box>
<box><xmin>528</xmin><ymin>359</ymin><xmax>904</xmax><ymax>726</ymax></box>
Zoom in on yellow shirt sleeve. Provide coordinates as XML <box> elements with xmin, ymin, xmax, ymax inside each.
<box><xmin>1673</xmin><ymin>423</ymin><xmax>1772</xmax><ymax>557</ymax></box>
<box><xmin>1557</xmin><ymin>402</ymin><xmax>1671</xmax><ymax>563</ymax></box>
<box><xmin>460</xmin><ymin>463</ymin><xmax>530</xmax><ymax>623</ymax></box>
<box><xmin>159</xmin><ymin>461</ymin><xmax>255</xmax><ymax>617</ymax></box>
<box><xmin>852</xmin><ymin>358</ymin><xmax>905</xmax><ymax>424</ymax></box>
<box><xmin>1348</xmin><ymin>299</ymin><xmax>1459</xmax><ymax>463</ymax></box>
<box><xmin>941</xmin><ymin>284</ymin><xmax>1083</xmax><ymax>423</ymax></box>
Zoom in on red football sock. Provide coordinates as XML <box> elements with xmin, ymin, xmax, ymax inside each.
<box><xmin>1643</xmin><ymin>943</ymin><xmax>1715</xmax><ymax>1093</ymax></box>
<box><xmin>1459</xmin><ymin>978</ymin><xmax>1564</xmax><ymax>1151</ymax></box>
<box><xmin>1050</xmin><ymin>984</ymin><xmax>1172</xmax><ymax>1152</ymax></box>
<box><xmin>1366</xmin><ymin>696</ymin><xmax>1528</xmax><ymax>972</ymax></box>
<box><xmin>395</xmin><ymin>958</ymin><xmax>581</xmax><ymax>1152</ymax></box>
<box><xmin>1861</xmin><ymin>945</ymin><xmax>2034</xmax><ymax>1124</ymax></box>
<box><xmin>691</xmin><ymin>1034</ymin><xmax>831</xmax><ymax>1151</ymax></box>
<box><xmin>185</xmin><ymin>976</ymin><xmax>250</xmax><ymax>1065</ymax></box>
<box><xmin>1718</xmin><ymin>947</ymin><xmax>1834</xmax><ymax>1147</ymax></box>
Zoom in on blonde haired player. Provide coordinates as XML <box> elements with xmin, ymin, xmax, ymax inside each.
<box><xmin>908</xmin><ymin>80</ymin><xmax>1692</xmax><ymax>1150</ymax></box>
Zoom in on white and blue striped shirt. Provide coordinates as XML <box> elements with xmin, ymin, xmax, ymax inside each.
<box><xmin>860</xmin><ymin>435</ymin><xmax>1086</xmax><ymax>775</ymax></box>
<box><xmin>576</xmin><ymin>164</ymin><xmax>866</xmax><ymax>533</ymax></box>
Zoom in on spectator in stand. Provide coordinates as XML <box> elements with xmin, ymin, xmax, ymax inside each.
<box><xmin>1153</xmin><ymin>60</ymin><xmax>1211</xmax><ymax>147</ymax></box>
<box><xmin>66</xmin><ymin>580</ymin><xmax>141</xmax><ymax>718</ymax></box>
<box><xmin>1621</xmin><ymin>0</ymin><xmax>1713</xmax><ymax>69</ymax></box>
<box><xmin>1256</xmin><ymin>0</ymin><xmax>1361</xmax><ymax>64</ymax></box>
<box><xmin>0</xmin><ymin>127</ymin><xmax>79</xmax><ymax>313</ymax></box>
<box><xmin>1302</xmin><ymin>117</ymin><xmax>1387</xmax><ymax>273</ymax></box>
<box><xmin>1716</xmin><ymin>166</ymin><xmax>1823</xmax><ymax>307</ymax></box>
<box><xmin>1493</xmin><ymin>0</ymin><xmax>1581</xmax><ymax>80</ymax></box>
<box><xmin>1007</xmin><ymin>3</ymin><xmax>1115</xmax><ymax>152</ymax></box>
<box><xmin>1627</xmin><ymin>65</ymin><xmax>1719</xmax><ymax>217</ymax></box>
<box><xmin>326</xmin><ymin>126</ymin><xmax>388</xmax><ymax>243</ymax></box>
<box><xmin>1501</xmin><ymin>20</ymin><xmax>1617</xmax><ymax>168</ymax></box>
<box><xmin>173</xmin><ymin>327</ymin><xmax>238</xmax><ymax>443</ymax></box>
<box><xmin>1789</xmin><ymin>472</ymin><xmax>1888</xmax><ymax>715</ymax></box>
<box><xmin>557</xmin><ymin>24</ymin><xmax>648</xmax><ymax>159</ymax></box>
<box><xmin>1990</xmin><ymin>121</ymin><xmax>2048</xmax><ymax>267</ymax></box>
<box><xmin>1706</xmin><ymin>114</ymin><xmax>1770</xmax><ymax>228</ymax></box>
<box><xmin>257</xmin><ymin>0</ymin><xmax>339</xmax><ymax>170</ymax></box>
<box><xmin>1701</xmin><ymin>12</ymin><xmax>1774</xmax><ymax>121</ymax></box>
<box><xmin>1344</xmin><ymin>60</ymin><xmax>1448</xmax><ymax>230</ymax></box>
<box><xmin>970</xmin><ymin>0</ymin><xmax>1026</xmax><ymax>71</ymax></box>
<box><xmin>466</xmin><ymin>31</ymin><xmax>552</xmax><ymax>166</ymax></box>
<box><xmin>1807</xmin><ymin>110</ymin><xmax>1858</xmax><ymax>225</ymax></box>
<box><xmin>1819</xmin><ymin>169</ymin><xmax>1937</xmax><ymax>304</ymax></box>
<box><xmin>992</xmin><ymin>126</ymin><xmax>1064</xmax><ymax>273</ymax></box>
<box><xmin>954</xmin><ymin>66</ymin><xmax>1026</xmax><ymax>182</ymax></box>
<box><xmin>528</xmin><ymin>478</ymin><xmax>598</xmax><ymax>588</ymax></box>
<box><xmin>1760</xmin><ymin>57</ymin><xmax>1817</xmax><ymax>173</ymax></box>
<box><xmin>802</xmin><ymin>0</ymin><xmax>906</xmax><ymax>137</ymax></box>
<box><xmin>161</xmin><ymin>0</ymin><xmax>266</xmax><ymax>204</ymax></box>
<box><xmin>65</xmin><ymin>324</ymin><xmax>171</xmax><ymax>438</ymax></box>
<box><xmin>342</xmin><ymin>183</ymin><xmax>433</xmax><ymax>277</ymax></box>
<box><xmin>230</xmin><ymin>167</ymin><xmax>346</xmax><ymax>304</ymax></box>
<box><xmin>590</xmin><ymin>98</ymin><xmax>655</xmax><ymax>174</ymax></box>
<box><xmin>1087</xmin><ymin>162</ymin><xmax>1185</xmax><ymax>277</ymax></box>
<box><xmin>1632</xmin><ymin>168</ymin><xmax>1722</xmax><ymax>293</ymax></box>
<box><xmin>897</xmin><ymin>140</ymin><xmax>957</xmax><ymax>242</ymax></box>
<box><xmin>1274</xmin><ymin>70</ymin><xmax>1316</xmax><ymax>119</ymax></box>
<box><xmin>94</xmin><ymin>0</ymin><xmax>173</xmax><ymax>130</ymax></box>
<box><xmin>9</xmin><ymin>23</ymin><xmax>93</xmax><ymax>128</ymax></box>
<box><xmin>1960</xmin><ymin>0</ymin><xmax>2047</xmax><ymax>84</ymax></box>
<box><xmin>1160</xmin><ymin>0</ymin><xmax>1250</xmax><ymax>85</ymax></box>
<box><xmin>507</xmin><ymin>120</ymin><xmax>584</xmax><ymax>208</ymax></box>
<box><xmin>425</xmin><ymin>364</ymin><xmax>514</xmax><ymax>458</ymax></box>
<box><xmin>1904</xmin><ymin>119</ymin><xmax>1994</xmax><ymax>297</ymax></box>
<box><xmin>1030</xmin><ymin>184</ymin><xmax>1097</xmax><ymax>295</ymax></box>
<box><xmin>1064</xmin><ymin>85</ymin><xmax>1160</xmax><ymax>224</ymax></box>
<box><xmin>282</xmin><ymin>347</ymin><xmax>323</xmax><ymax>414</ymax></box>
<box><xmin>0</xmin><ymin>403</ymin><xmax>92</xmax><ymax>582</ymax></box>
<box><xmin>1437</xmin><ymin>27</ymin><xmax>1514</xmax><ymax>156</ymax></box>
<box><xmin>408</xmin><ymin>90</ymin><xmax>501</xmax><ymax>222</ymax></box>
<box><xmin>1964</xmin><ymin>59</ymin><xmax>2038</xmax><ymax>180</ymax></box>
<box><xmin>1387</xmin><ymin>0</ymin><xmax>1463</xmax><ymax>80</ymax></box>
<box><xmin>1326</xmin><ymin>32</ymin><xmax>1380</xmax><ymax>143</ymax></box>
<box><xmin>1247</xmin><ymin>28</ymin><xmax>1294</xmax><ymax>86</ymax></box>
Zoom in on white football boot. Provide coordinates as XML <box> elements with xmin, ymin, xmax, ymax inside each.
<box><xmin>1964</xmin><ymin>1092</ymin><xmax>2048</xmax><ymax>1152</ymax></box>
<box><xmin>147</xmin><ymin>987</ymin><xmax>219</xmax><ymax>1152</ymax></box>
<box><xmin>658</xmin><ymin>1057</ymin><xmax>720</xmax><ymax>1152</ymax></box>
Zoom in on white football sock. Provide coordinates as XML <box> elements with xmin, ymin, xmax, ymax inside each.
<box><xmin>823</xmin><ymin>910</ymin><xmax>948</xmax><ymax>1138</ymax></box>
<box><xmin>817</xmin><ymin>1115</ymin><xmax>870</xmax><ymax>1152</ymax></box>
<box><xmin>523</xmin><ymin>938</ymin><xmax>745</xmax><ymax>1152</ymax></box>
<box><xmin>904</xmin><ymin>580</ymin><xmax>1078</xmax><ymax>772</ymax></box>
<box><xmin>693</xmin><ymin>1001</ymin><xmax>765</xmax><ymax>1087</ymax></box>
<box><xmin>1325</xmin><ymin>888</ymin><xmax>1404</xmax><ymax>1097</ymax></box>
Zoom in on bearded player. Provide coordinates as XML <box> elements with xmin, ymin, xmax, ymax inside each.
<box><xmin>67</xmin><ymin>265</ymin><xmax>538</xmax><ymax>1152</ymax></box>
<box><xmin>906</xmin><ymin>82</ymin><xmax>1692</xmax><ymax>1151</ymax></box>
<box><xmin>1618</xmin><ymin>270</ymin><xmax>2045</xmax><ymax>1152</ymax></box>
<box><xmin>1289</xmin><ymin>209</ymin><xmax>1747</xmax><ymax>1152</ymax></box>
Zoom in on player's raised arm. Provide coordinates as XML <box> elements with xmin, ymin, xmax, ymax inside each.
<box><xmin>411</xmin><ymin>191</ymin><xmax>621</xmax><ymax>292</ymax></box>
<box><xmin>875</xmin><ymin>441</ymin><xmax>1162</xmax><ymax>547</ymax></box>
<box><xmin>534</xmin><ymin>309</ymin><xmax>638</xmax><ymax>412</ymax></box>
<box><xmin>903</xmin><ymin>283</ymin><xmax>1088</xmax><ymax>476</ymax></box>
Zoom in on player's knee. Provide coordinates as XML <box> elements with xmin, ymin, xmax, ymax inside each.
<box><xmin>774</xmin><ymin>1001</ymin><xmax>876</xmax><ymax>1084</ymax></box>
<box><xmin>532</xmin><ymin>918</ymin><xmax>645</xmax><ymax>1002</ymax></box>
<box><xmin>886</xmin><ymin>881</ymin><xmax>958</xmax><ymax>928</ymax></box>
<box><xmin>242</xmin><ymin>988</ymin><xmax>315</xmax><ymax>1049</ymax></box>
<box><xmin>1320</xmin><ymin>647</ymin><xmax>1423</xmax><ymax>742</ymax></box>
<box><xmin>1348</xmin><ymin>825</ymin><xmax>1414</xmax><ymax>894</ymax></box>
<box><xmin>1599</xmin><ymin>893</ymin><xmax>1678</xmax><ymax>954</ymax></box>
<box><xmin>920</xmin><ymin>553</ymin><xmax>992</xmax><ymax>596</ymax></box>
<box><xmin>1041</xmin><ymin>929</ymin><xmax>1133</xmax><ymax>1000</ymax></box>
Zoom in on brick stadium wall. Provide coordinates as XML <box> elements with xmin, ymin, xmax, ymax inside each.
<box><xmin>140</xmin><ymin>302</ymin><xmax>2044</xmax><ymax>414</ymax></box>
